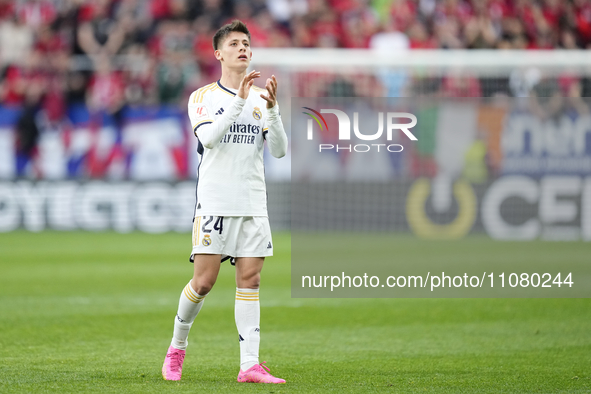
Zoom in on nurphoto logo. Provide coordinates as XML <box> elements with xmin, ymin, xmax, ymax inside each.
<box><xmin>302</xmin><ymin>107</ymin><xmax>418</xmax><ymax>153</ymax></box>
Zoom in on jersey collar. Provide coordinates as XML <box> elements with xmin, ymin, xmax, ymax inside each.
<box><xmin>217</xmin><ymin>80</ymin><xmax>236</xmax><ymax>96</ymax></box>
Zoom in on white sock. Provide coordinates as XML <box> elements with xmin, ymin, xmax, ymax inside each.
<box><xmin>170</xmin><ymin>281</ymin><xmax>206</xmax><ymax>350</ymax></box>
<box><xmin>235</xmin><ymin>288</ymin><xmax>260</xmax><ymax>371</ymax></box>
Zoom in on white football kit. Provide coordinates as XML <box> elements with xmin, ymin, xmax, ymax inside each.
<box><xmin>187</xmin><ymin>80</ymin><xmax>287</xmax><ymax>259</ymax></box>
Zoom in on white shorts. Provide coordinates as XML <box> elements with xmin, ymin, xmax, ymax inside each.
<box><xmin>190</xmin><ymin>216</ymin><xmax>273</xmax><ymax>263</ymax></box>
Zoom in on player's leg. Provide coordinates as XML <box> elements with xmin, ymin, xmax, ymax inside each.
<box><xmin>173</xmin><ymin>254</ymin><xmax>221</xmax><ymax>349</ymax></box>
<box><xmin>235</xmin><ymin>257</ymin><xmax>285</xmax><ymax>384</ymax></box>
<box><xmin>163</xmin><ymin>253</ymin><xmax>221</xmax><ymax>381</ymax></box>
<box><xmin>235</xmin><ymin>256</ymin><xmax>264</xmax><ymax>370</ymax></box>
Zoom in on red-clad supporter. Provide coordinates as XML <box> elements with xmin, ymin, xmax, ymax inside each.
<box><xmin>16</xmin><ymin>0</ymin><xmax>56</xmax><ymax>28</ymax></box>
<box><xmin>147</xmin><ymin>20</ymin><xmax>165</xmax><ymax>58</ymax></box>
<box><xmin>253</xmin><ymin>9</ymin><xmax>291</xmax><ymax>47</ymax></box>
<box><xmin>407</xmin><ymin>21</ymin><xmax>438</xmax><ymax>48</ymax></box>
<box><xmin>340</xmin><ymin>15</ymin><xmax>371</xmax><ymax>48</ymax></box>
<box><xmin>150</xmin><ymin>0</ymin><xmax>172</xmax><ymax>20</ymax></box>
<box><xmin>389</xmin><ymin>0</ymin><xmax>417</xmax><ymax>34</ymax></box>
<box><xmin>290</xmin><ymin>15</ymin><xmax>315</xmax><ymax>47</ymax></box>
<box><xmin>464</xmin><ymin>2</ymin><xmax>498</xmax><ymax>49</ymax></box>
<box><xmin>307</xmin><ymin>0</ymin><xmax>331</xmax><ymax>18</ymax></box>
<box><xmin>487</xmin><ymin>0</ymin><xmax>510</xmax><ymax>22</ymax></box>
<box><xmin>85</xmin><ymin>55</ymin><xmax>127</xmax><ymax>178</ymax></box>
<box><xmin>527</xmin><ymin>17</ymin><xmax>557</xmax><ymax>49</ymax></box>
<box><xmin>192</xmin><ymin>16</ymin><xmax>218</xmax><ymax>81</ymax></box>
<box><xmin>0</xmin><ymin>0</ymin><xmax>14</xmax><ymax>19</ymax></box>
<box><xmin>310</xmin><ymin>7</ymin><xmax>341</xmax><ymax>47</ymax></box>
<box><xmin>575</xmin><ymin>0</ymin><xmax>591</xmax><ymax>46</ymax></box>
<box><xmin>34</xmin><ymin>25</ymin><xmax>67</xmax><ymax>54</ymax></box>
<box><xmin>291</xmin><ymin>71</ymin><xmax>330</xmax><ymax>97</ymax></box>
<box><xmin>340</xmin><ymin>1</ymin><xmax>377</xmax><ymax>48</ymax></box>
<box><xmin>77</xmin><ymin>1</ymin><xmax>99</xmax><ymax>23</ymax></box>
<box><xmin>1</xmin><ymin>50</ymin><xmax>48</xmax><ymax>105</ymax></box>
<box><xmin>541</xmin><ymin>0</ymin><xmax>564</xmax><ymax>28</ymax></box>
<box><xmin>328</xmin><ymin>0</ymin><xmax>358</xmax><ymax>14</ymax></box>
<box><xmin>86</xmin><ymin>55</ymin><xmax>125</xmax><ymax>113</ymax></box>
<box><xmin>306</xmin><ymin>0</ymin><xmax>341</xmax><ymax>46</ymax></box>
<box><xmin>41</xmin><ymin>50</ymin><xmax>69</xmax><ymax>124</ymax></box>
<box><xmin>170</xmin><ymin>0</ymin><xmax>190</xmax><ymax>19</ymax></box>
<box><xmin>434</xmin><ymin>15</ymin><xmax>465</xmax><ymax>48</ymax></box>
<box><xmin>440</xmin><ymin>72</ymin><xmax>482</xmax><ymax>97</ymax></box>
<box><xmin>232</xmin><ymin>1</ymin><xmax>267</xmax><ymax>46</ymax></box>
<box><xmin>512</xmin><ymin>0</ymin><xmax>538</xmax><ymax>42</ymax></box>
<box><xmin>1</xmin><ymin>64</ymin><xmax>27</xmax><ymax>104</ymax></box>
<box><xmin>558</xmin><ymin>73</ymin><xmax>581</xmax><ymax>97</ymax></box>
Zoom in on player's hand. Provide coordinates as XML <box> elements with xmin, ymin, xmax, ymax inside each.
<box><xmin>238</xmin><ymin>70</ymin><xmax>260</xmax><ymax>100</ymax></box>
<box><xmin>261</xmin><ymin>75</ymin><xmax>278</xmax><ymax>109</ymax></box>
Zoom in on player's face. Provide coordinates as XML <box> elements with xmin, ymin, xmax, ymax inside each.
<box><xmin>215</xmin><ymin>32</ymin><xmax>251</xmax><ymax>70</ymax></box>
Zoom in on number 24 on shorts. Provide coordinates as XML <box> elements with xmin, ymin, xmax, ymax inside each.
<box><xmin>202</xmin><ymin>216</ymin><xmax>224</xmax><ymax>234</ymax></box>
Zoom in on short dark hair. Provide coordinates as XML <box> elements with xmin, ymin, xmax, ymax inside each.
<box><xmin>212</xmin><ymin>20</ymin><xmax>251</xmax><ymax>50</ymax></box>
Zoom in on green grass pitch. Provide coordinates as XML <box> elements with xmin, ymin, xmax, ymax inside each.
<box><xmin>0</xmin><ymin>231</ymin><xmax>590</xmax><ymax>393</ymax></box>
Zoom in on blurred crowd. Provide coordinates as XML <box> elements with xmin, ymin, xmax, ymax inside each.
<box><xmin>1</xmin><ymin>0</ymin><xmax>591</xmax><ymax>111</ymax></box>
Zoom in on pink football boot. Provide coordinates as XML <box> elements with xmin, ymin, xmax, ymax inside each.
<box><xmin>237</xmin><ymin>361</ymin><xmax>286</xmax><ymax>384</ymax></box>
<box><xmin>162</xmin><ymin>346</ymin><xmax>185</xmax><ymax>381</ymax></box>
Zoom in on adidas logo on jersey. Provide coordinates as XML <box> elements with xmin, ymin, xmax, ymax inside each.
<box><xmin>215</xmin><ymin>108</ymin><xmax>224</xmax><ymax>115</ymax></box>
<box><xmin>267</xmin><ymin>242</ymin><xmax>272</xmax><ymax>249</ymax></box>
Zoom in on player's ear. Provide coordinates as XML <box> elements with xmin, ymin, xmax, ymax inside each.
<box><xmin>214</xmin><ymin>49</ymin><xmax>222</xmax><ymax>61</ymax></box>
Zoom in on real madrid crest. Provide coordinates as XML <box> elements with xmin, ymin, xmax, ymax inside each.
<box><xmin>253</xmin><ymin>107</ymin><xmax>262</xmax><ymax>120</ymax></box>
<box><xmin>202</xmin><ymin>234</ymin><xmax>211</xmax><ymax>246</ymax></box>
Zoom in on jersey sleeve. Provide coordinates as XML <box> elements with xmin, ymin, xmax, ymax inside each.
<box><xmin>188</xmin><ymin>87</ymin><xmax>247</xmax><ymax>150</ymax></box>
<box><xmin>188</xmin><ymin>89</ymin><xmax>215</xmax><ymax>135</ymax></box>
<box><xmin>263</xmin><ymin>103</ymin><xmax>288</xmax><ymax>158</ymax></box>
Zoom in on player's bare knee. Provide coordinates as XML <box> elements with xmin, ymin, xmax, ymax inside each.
<box><xmin>240</xmin><ymin>272</ymin><xmax>260</xmax><ymax>289</ymax></box>
<box><xmin>191</xmin><ymin>278</ymin><xmax>216</xmax><ymax>295</ymax></box>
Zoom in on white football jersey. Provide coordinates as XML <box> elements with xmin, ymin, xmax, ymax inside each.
<box><xmin>188</xmin><ymin>80</ymin><xmax>281</xmax><ymax>217</ymax></box>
